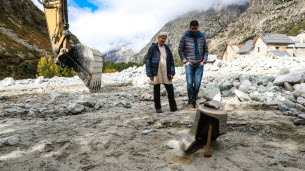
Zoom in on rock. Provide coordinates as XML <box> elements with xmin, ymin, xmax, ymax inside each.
<box><xmin>277</xmin><ymin>68</ymin><xmax>290</xmax><ymax>76</ymax></box>
<box><xmin>249</xmin><ymin>92</ymin><xmax>263</xmax><ymax>102</ymax></box>
<box><xmin>234</xmin><ymin>89</ymin><xmax>251</xmax><ymax>102</ymax></box>
<box><xmin>141</xmin><ymin>93</ymin><xmax>153</xmax><ymax>101</ymax></box>
<box><xmin>233</xmin><ymin>82</ymin><xmax>240</xmax><ymax>89</ymax></box>
<box><xmin>222</xmin><ymin>89</ymin><xmax>234</xmax><ymax>97</ymax></box>
<box><xmin>123</xmin><ymin>104</ymin><xmax>132</xmax><ymax>109</ymax></box>
<box><xmin>293</xmin><ymin>119</ymin><xmax>305</xmax><ymax>126</ymax></box>
<box><xmin>239</xmin><ymin>74</ymin><xmax>251</xmax><ymax>82</ymax></box>
<box><xmin>283</xmin><ymin>82</ymin><xmax>294</xmax><ymax>92</ymax></box>
<box><xmin>0</xmin><ymin>96</ymin><xmax>9</xmax><ymax>100</ymax></box>
<box><xmin>282</xmin><ymin>111</ymin><xmax>298</xmax><ymax>117</ymax></box>
<box><xmin>67</xmin><ymin>103</ymin><xmax>85</xmax><ymax>114</ymax></box>
<box><xmin>35</xmin><ymin>76</ymin><xmax>44</xmax><ymax>84</ymax></box>
<box><xmin>278</xmin><ymin>104</ymin><xmax>291</xmax><ymax>112</ymax></box>
<box><xmin>76</xmin><ymin>101</ymin><xmax>96</xmax><ymax>108</ymax></box>
<box><xmin>261</xmin><ymin>75</ymin><xmax>276</xmax><ymax>86</ymax></box>
<box><xmin>202</xmin><ymin>88</ymin><xmax>222</xmax><ymax>102</ymax></box>
<box><xmin>298</xmin><ymin>114</ymin><xmax>305</xmax><ymax>120</ymax></box>
<box><xmin>214</xmin><ymin>59</ymin><xmax>223</xmax><ymax>67</ymax></box>
<box><xmin>166</xmin><ymin>140</ymin><xmax>180</xmax><ymax>149</ymax></box>
<box><xmin>274</xmin><ymin>70</ymin><xmax>305</xmax><ymax>86</ymax></box>
<box><xmin>295</xmin><ymin>104</ymin><xmax>305</xmax><ymax>112</ymax></box>
<box><xmin>204</xmin><ymin>100</ymin><xmax>221</xmax><ymax>109</ymax></box>
<box><xmin>297</xmin><ymin>97</ymin><xmax>305</xmax><ymax>105</ymax></box>
<box><xmin>292</xmin><ymin>84</ymin><xmax>305</xmax><ymax>98</ymax></box>
<box><xmin>219</xmin><ymin>81</ymin><xmax>233</xmax><ymax>91</ymax></box>
<box><xmin>142</xmin><ymin>129</ymin><xmax>154</xmax><ymax>135</ymax></box>
<box><xmin>239</xmin><ymin>80</ymin><xmax>252</xmax><ymax>92</ymax></box>
<box><xmin>211</xmin><ymin>65</ymin><xmax>220</xmax><ymax>71</ymax></box>
<box><xmin>94</xmin><ymin>103</ymin><xmax>103</xmax><ymax>110</ymax></box>
<box><xmin>2</xmin><ymin>77</ymin><xmax>15</xmax><ymax>86</ymax></box>
<box><xmin>283</xmin><ymin>101</ymin><xmax>296</xmax><ymax>108</ymax></box>
<box><xmin>49</xmin><ymin>92</ymin><xmax>63</xmax><ymax>100</ymax></box>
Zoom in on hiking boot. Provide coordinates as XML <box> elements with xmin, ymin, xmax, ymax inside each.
<box><xmin>156</xmin><ymin>109</ymin><xmax>163</xmax><ymax>113</ymax></box>
<box><xmin>194</xmin><ymin>104</ymin><xmax>199</xmax><ymax>108</ymax></box>
<box><xmin>187</xmin><ymin>105</ymin><xmax>194</xmax><ymax>109</ymax></box>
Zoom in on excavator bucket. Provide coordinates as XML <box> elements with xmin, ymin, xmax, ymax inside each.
<box><xmin>58</xmin><ymin>44</ymin><xmax>103</xmax><ymax>93</ymax></box>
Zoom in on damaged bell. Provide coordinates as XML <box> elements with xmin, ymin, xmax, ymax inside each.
<box><xmin>179</xmin><ymin>100</ymin><xmax>228</xmax><ymax>156</ymax></box>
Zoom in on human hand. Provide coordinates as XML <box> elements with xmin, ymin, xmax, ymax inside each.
<box><xmin>185</xmin><ymin>62</ymin><xmax>192</xmax><ymax>65</ymax></box>
<box><xmin>149</xmin><ymin>77</ymin><xmax>154</xmax><ymax>81</ymax></box>
<box><xmin>200</xmin><ymin>62</ymin><xmax>205</xmax><ymax>65</ymax></box>
<box><xmin>169</xmin><ymin>75</ymin><xmax>174</xmax><ymax>80</ymax></box>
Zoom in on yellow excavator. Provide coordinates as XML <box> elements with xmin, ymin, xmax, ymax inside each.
<box><xmin>38</xmin><ymin>0</ymin><xmax>103</xmax><ymax>93</ymax></box>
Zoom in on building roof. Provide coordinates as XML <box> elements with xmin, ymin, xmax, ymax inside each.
<box><xmin>295</xmin><ymin>43</ymin><xmax>305</xmax><ymax>48</ymax></box>
<box><xmin>237</xmin><ymin>40</ymin><xmax>254</xmax><ymax>54</ymax></box>
<box><xmin>255</xmin><ymin>33</ymin><xmax>295</xmax><ymax>44</ymax></box>
<box><xmin>289</xmin><ymin>36</ymin><xmax>300</xmax><ymax>43</ymax></box>
<box><xmin>268</xmin><ymin>51</ymin><xmax>290</xmax><ymax>57</ymax></box>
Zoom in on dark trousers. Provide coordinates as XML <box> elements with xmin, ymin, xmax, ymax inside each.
<box><xmin>185</xmin><ymin>64</ymin><xmax>204</xmax><ymax>105</ymax></box>
<box><xmin>154</xmin><ymin>84</ymin><xmax>177</xmax><ymax>110</ymax></box>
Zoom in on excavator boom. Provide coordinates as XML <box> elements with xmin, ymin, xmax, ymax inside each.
<box><xmin>38</xmin><ymin>0</ymin><xmax>103</xmax><ymax>93</ymax></box>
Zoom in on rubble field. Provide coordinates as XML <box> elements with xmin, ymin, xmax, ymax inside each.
<box><xmin>1</xmin><ymin>56</ymin><xmax>305</xmax><ymax>170</ymax></box>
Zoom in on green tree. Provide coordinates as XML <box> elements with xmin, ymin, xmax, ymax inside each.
<box><xmin>37</xmin><ymin>56</ymin><xmax>77</xmax><ymax>78</ymax></box>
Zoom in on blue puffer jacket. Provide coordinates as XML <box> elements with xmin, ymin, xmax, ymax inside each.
<box><xmin>146</xmin><ymin>43</ymin><xmax>175</xmax><ymax>77</ymax></box>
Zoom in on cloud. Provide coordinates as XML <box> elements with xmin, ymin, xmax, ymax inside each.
<box><xmin>32</xmin><ymin>0</ymin><xmax>249</xmax><ymax>53</ymax></box>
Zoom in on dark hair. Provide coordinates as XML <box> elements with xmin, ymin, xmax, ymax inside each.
<box><xmin>190</xmin><ymin>20</ymin><xmax>199</xmax><ymax>27</ymax></box>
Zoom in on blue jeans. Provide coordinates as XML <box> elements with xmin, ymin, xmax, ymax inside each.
<box><xmin>185</xmin><ymin>64</ymin><xmax>204</xmax><ymax>105</ymax></box>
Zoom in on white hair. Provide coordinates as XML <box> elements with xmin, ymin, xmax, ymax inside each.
<box><xmin>158</xmin><ymin>32</ymin><xmax>168</xmax><ymax>38</ymax></box>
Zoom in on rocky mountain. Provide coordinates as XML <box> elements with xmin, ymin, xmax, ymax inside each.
<box><xmin>0</xmin><ymin>0</ymin><xmax>51</xmax><ymax>80</ymax></box>
<box><xmin>136</xmin><ymin>0</ymin><xmax>305</xmax><ymax>64</ymax></box>
<box><xmin>102</xmin><ymin>46</ymin><xmax>135</xmax><ymax>63</ymax></box>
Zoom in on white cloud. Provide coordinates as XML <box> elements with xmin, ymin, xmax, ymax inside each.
<box><xmin>32</xmin><ymin>0</ymin><xmax>249</xmax><ymax>53</ymax></box>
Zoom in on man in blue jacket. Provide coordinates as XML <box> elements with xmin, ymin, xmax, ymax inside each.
<box><xmin>178</xmin><ymin>20</ymin><xmax>209</xmax><ymax>109</ymax></box>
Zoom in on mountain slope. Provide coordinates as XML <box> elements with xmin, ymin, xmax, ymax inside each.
<box><xmin>136</xmin><ymin>0</ymin><xmax>305</xmax><ymax>64</ymax></box>
<box><xmin>0</xmin><ymin>0</ymin><xmax>51</xmax><ymax>79</ymax></box>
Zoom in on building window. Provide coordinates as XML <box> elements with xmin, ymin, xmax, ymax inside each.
<box><xmin>258</xmin><ymin>47</ymin><xmax>260</xmax><ymax>52</ymax></box>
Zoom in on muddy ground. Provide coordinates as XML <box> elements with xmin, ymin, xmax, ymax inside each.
<box><xmin>0</xmin><ymin>82</ymin><xmax>305</xmax><ymax>171</ymax></box>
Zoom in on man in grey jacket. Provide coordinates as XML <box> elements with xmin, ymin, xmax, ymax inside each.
<box><xmin>178</xmin><ymin>20</ymin><xmax>208</xmax><ymax>109</ymax></box>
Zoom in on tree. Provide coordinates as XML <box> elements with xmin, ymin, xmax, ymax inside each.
<box><xmin>37</xmin><ymin>56</ymin><xmax>77</xmax><ymax>78</ymax></box>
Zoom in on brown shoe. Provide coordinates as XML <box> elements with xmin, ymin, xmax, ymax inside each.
<box><xmin>187</xmin><ymin>105</ymin><xmax>194</xmax><ymax>109</ymax></box>
<box><xmin>194</xmin><ymin>104</ymin><xmax>199</xmax><ymax>108</ymax></box>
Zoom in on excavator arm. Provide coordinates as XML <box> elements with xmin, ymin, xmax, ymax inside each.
<box><xmin>38</xmin><ymin>0</ymin><xmax>103</xmax><ymax>93</ymax></box>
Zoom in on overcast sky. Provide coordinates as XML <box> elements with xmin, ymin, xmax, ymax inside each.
<box><xmin>32</xmin><ymin>0</ymin><xmax>249</xmax><ymax>53</ymax></box>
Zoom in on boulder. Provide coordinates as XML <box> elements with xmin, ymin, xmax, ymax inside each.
<box><xmin>297</xmin><ymin>97</ymin><xmax>305</xmax><ymax>106</ymax></box>
<box><xmin>298</xmin><ymin>114</ymin><xmax>305</xmax><ymax>120</ymax></box>
<box><xmin>278</xmin><ymin>103</ymin><xmax>291</xmax><ymax>112</ymax></box>
<box><xmin>238</xmin><ymin>80</ymin><xmax>252</xmax><ymax>92</ymax></box>
<box><xmin>283</xmin><ymin>82</ymin><xmax>294</xmax><ymax>92</ymax></box>
<box><xmin>261</xmin><ymin>75</ymin><xmax>276</xmax><ymax>86</ymax></box>
<box><xmin>202</xmin><ymin>88</ymin><xmax>222</xmax><ymax>102</ymax></box>
<box><xmin>239</xmin><ymin>74</ymin><xmax>251</xmax><ymax>82</ymax></box>
<box><xmin>141</xmin><ymin>93</ymin><xmax>153</xmax><ymax>101</ymax></box>
<box><xmin>277</xmin><ymin>68</ymin><xmax>290</xmax><ymax>76</ymax></box>
<box><xmin>67</xmin><ymin>103</ymin><xmax>85</xmax><ymax>114</ymax></box>
<box><xmin>293</xmin><ymin>119</ymin><xmax>305</xmax><ymax>126</ymax></box>
<box><xmin>295</xmin><ymin>104</ymin><xmax>305</xmax><ymax>112</ymax></box>
<box><xmin>273</xmin><ymin>69</ymin><xmax>305</xmax><ymax>86</ymax></box>
<box><xmin>49</xmin><ymin>92</ymin><xmax>63</xmax><ymax>100</ymax></box>
<box><xmin>35</xmin><ymin>76</ymin><xmax>44</xmax><ymax>84</ymax></box>
<box><xmin>234</xmin><ymin>89</ymin><xmax>251</xmax><ymax>102</ymax></box>
<box><xmin>283</xmin><ymin>101</ymin><xmax>296</xmax><ymax>108</ymax></box>
<box><xmin>292</xmin><ymin>84</ymin><xmax>305</xmax><ymax>97</ymax></box>
<box><xmin>2</xmin><ymin>77</ymin><xmax>15</xmax><ymax>86</ymax></box>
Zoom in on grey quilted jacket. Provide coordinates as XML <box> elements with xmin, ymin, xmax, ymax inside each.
<box><xmin>178</xmin><ymin>30</ymin><xmax>209</xmax><ymax>64</ymax></box>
